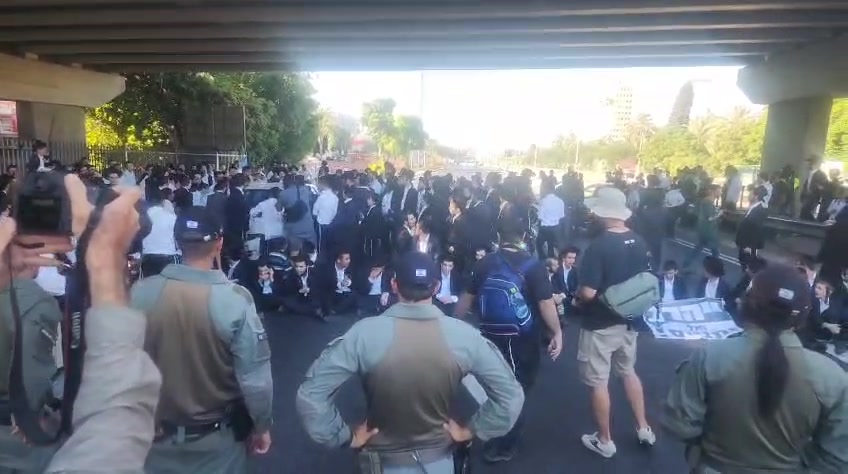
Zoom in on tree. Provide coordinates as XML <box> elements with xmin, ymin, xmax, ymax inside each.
<box><xmin>361</xmin><ymin>98</ymin><xmax>397</xmax><ymax>156</ymax></box>
<box><xmin>640</xmin><ymin>127</ymin><xmax>710</xmax><ymax>172</ymax></box>
<box><xmin>87</xmin><ymin>72</ymin><xmax>319</xmax><ymax>165</ymax></box>
<box><xmin>826</xmin><ymin>98</ymin><xmax>848</xmax><ymax>161</ymax></box>
<box><xmin>668</xmin><ymin>81</ymin><xmax>695</xmax><ymax>127</ymax></box>
<box><xmin>394</xmin><ymin>115</ymin><xmax>428</xmax><ymax>156</ymax></box>
<box><xmin>623</xmin><ymin>114</ymin><xmax>656</xmax><ymax>154</ymax></box>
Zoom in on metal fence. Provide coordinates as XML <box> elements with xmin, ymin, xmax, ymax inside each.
<box><xmin>0</xmin><ymin>137</ymin><xmax>243</xmax><ymax>172</ymax></box>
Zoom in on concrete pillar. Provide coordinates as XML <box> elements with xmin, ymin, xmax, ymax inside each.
<box><xmin>760</xmin><ymin>96</ymin><xmax>832</xmax><ymax>176</ymax></box>
<box><xmin>16</xmin><ymin>101</ymin><xmax>86</xmax><ymax>143</ymax></box>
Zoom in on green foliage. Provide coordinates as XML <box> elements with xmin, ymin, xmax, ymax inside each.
<box><xmin>826</xmin><ymin>99</ymin><xmax>848</xmax><ymax>161</ymax></box>
<box><xmin>640</xmin><ymin>127</ymin><xmax>710</xmax><ymax>171</ymax></box>
<box><xmin>86</xmin><ymin>72</ymin><xmax>319</xmax><ymax>165</ymax></box>
<box><xmin>668</xmin><ymin>81</ymin><xmax>694</xmax><ymax>127</ymax></box>
<box><xmin>316</xmin><ymin>108</ymin><xmax>356</xmax><ymax>156</ymax></box>
<box><xmin>361</xmin><ymin>99</ymin><xmax>428</xmax><ymax>159</ymax></box>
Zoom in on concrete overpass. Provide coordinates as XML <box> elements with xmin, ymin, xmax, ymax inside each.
<box><xmin>0</xmin><ymin>0</ymin><xmax>846</xmax><ymax>178</ymax></box>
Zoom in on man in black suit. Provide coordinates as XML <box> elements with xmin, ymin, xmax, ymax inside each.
<box><xmin>360</xmin><ymin>191</ymin><xmax>386</xmax><ymax>262</ymax></box>
<box><xmin>433</xmin><ymin>254</ymin><xmax>463</xmax><ymax>315</ymax></box>
<box><xmin>244</xmin><ymin>259</ymin><xmax>286</xmax><ymax>314</ymax></box>
<box><xmin>26</xmin><ymin>140</ymin><xmax>48</xmax><ymax>172</ymax></box>
<box><xmin>353</xmin><ymin>257</ymin><xmax>392</xmax><ymax>315</ymax></box>
<box><xmin>735</xmin><ymin>186</ymin><xmax>768</xmax><ymax>271</ymax></box>
<box><xmin>316</xmin><ymin>249</ymin><xmax>358</xmax><ymax>315</ymax></box>
<box><xmin>224</xmin><ymin>173</ymin><xmax>249</xmax><ymax>264</ymax></box>
<box><xmin>801</xmin><ymin>155</ymin><xmax>829</xmax><ymax>221</ymax></box>
<box><xmin>390</xmin><ymin>168</ymin><xmax>419</xmax><ymax>229</ymax></box>
<box><xmin>412</xmin><ymin>218</ymin><xmax>441</xmax><ymax>261</ymax></box>
<box><xmin>658</xmin><ymin>260</ymin><xmax>687</xmax><ymax>303</ymax></box>
<box><xmin>173</xmin><ymin>174</ymin><xmax>193</xmax><ymax>213</ymax></box>
<box><xmin>281</xmin><ymin>255</ymin><xmax>324</xmax><ymax>321</ymax></box>
<box><xmin>552</xmin><ymin>246</ymin><xmax>580</xmax><ymax>317</ymax></box>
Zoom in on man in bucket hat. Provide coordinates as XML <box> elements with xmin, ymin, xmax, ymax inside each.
<box><xmin>574</xmin><ymin>186</ymin><xmax>657</xmax><ymax>458</ymax></box>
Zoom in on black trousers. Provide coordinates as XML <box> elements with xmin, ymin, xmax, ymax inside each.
<box><xmin>323</xmin><ymin>292</ymin><xmax>358</xmax><ymax>315</ymax></box>
<box><xmin>256</xmin><ymin>294</ymin><xmax>286</xmax><ymax>313</ymax></box>
<box><xmin>140</xmin><ymin>254</ymin><xmax>180</xmax><ymax>278</ymax></box>
<box><xmin>737</xmin><ymin>247</ymin><xmax>759</xmax><ymax>271</ymax></box>
<box><xmin>481</xmin><ymin>333</ymin><xmax>540</xmax><ymax>454</ymax></box>
<box><xmin>282</xmin><ymin>295</ymin><xmax>320</xmax><ymax>316</ymax></box>
<box><xmin>536</xmin><ymin>225</ymin><xmax>559</xmax><ymax>260</ymax></box>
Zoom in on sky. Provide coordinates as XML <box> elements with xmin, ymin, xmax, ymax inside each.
<box><xmin>310</xmin><ymin>66</ymin><xmax>759</xmax><ymax>155</ymax></box>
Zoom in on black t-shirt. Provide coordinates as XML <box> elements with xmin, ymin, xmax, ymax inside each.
<box><xmin>466</xmin><ymin>246</ymin><xmax>553</xmax><ymax>336</ymax></box>
<box><xmin>578</xmin><ymin>230</ymin><xmax>651</xmax><ymax>330</ymax></box>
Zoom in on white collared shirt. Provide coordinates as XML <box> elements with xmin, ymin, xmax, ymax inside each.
<box><xmin>250</xmin><ymin>197</ymin><xmax>284</xmax><ymax>240</ymax></box>
<box><xmin>538</xmin><ymin>193</ymin><xmax>566</xmax><ymax>227</ymax></box>
<box><xmin>227</xmin><ymin>260</ymin><xmax>241</xmax><ymax>280</ymax></box>
<box><xmin>336</xmin><ymin>266</ymin><xmax>351</xmax><ymax>293</ymax></box>
<box><xmin>382</xmin><ymin>190</ymin><xmax>393</xmax><ymax>215</ymax></box>
<box><xmin>745</xmin><ymin>201</ymin><xmax>762</xmax><ymax>217</ymax></box>
<box><xmin>562</xmin><ymin>267</ymin><xmax>572</xmax><ymax>292</ymax></box>
<box><xmin>142</xmin><ymin>205</ymin><xmax>179</xmax><ymax>256</ymax></box>
<box><xmin>663</xmin><ymin>278</ymin><xmax>676</xmax><ymax>303</ymax></box>
<box><xmin>820</xmin><ymin>298</ymin><xmax>830</xmax><ymax>314</ymax></box>
<box><xmin>437</xmin><ymin>272</ymin><xmax>458</xmax><ymax>303</ymax></box>
<box><xmin>369</xmin><ymin>272</ymin><xmax>383</xmax><ymax>296</ymax></box>
<box><xmin>313</xmin><ymin>189</ymin><xmax>339</xmax><ymax>225</ymax></box>
<box><xmin>704</xmin><ymin>277</ymin><xmax>719</xmax><ymax>299</ymax></box>
<box><xmin>261</xmin><ymin>279</ymin><xmax>273</xmax><ymax>295</ymax></box>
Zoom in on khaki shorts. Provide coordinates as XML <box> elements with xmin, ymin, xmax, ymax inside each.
<box><xmin>577</xmin><ymin>325</ymin><xmax>639</xmax><ymax>387</ymax></box>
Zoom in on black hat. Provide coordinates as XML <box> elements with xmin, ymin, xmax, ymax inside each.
<box><xmin>174</xmin><ymin>206</ymin><xmax>222</xmax><ymax>243</ymax></box>
<box><xmin>748</xmin><ymin>263</ymin><xmax>811</xmax><ymax>317</ymax></box>
<box><xmin>394</xmin><ymin>251</ymin><xmax>438</xmax><ymax>289</ymax></box>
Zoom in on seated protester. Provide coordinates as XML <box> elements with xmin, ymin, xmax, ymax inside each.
<box><xmin>266</xmin><ymin>238</ymin><xmax>291</xmax><ymax>273</ymax></box>
<box><xmin>731</xmin><ymin>256</ymin><xmax>769</xmax><ymax>307</ymax></box>
<box><xmin>802</xmin><ymin>279</ymin><xmax>848</xmax><ymax>348</ymax></box>
<box><xmin>658</xmin><ymin>259</ymin><xmax>687</xmax><ymax>303</ymax></box>
<box><xmin>412</xmin><ymin>218</ymin><xmax>441</xmax><ymax>261</ymax></box>
<box><xmin>225</xmin><ymin>248</ymin><xmax>255</xmax><ymax>285</ymax></box>
<box><xmin>797</xmin><ymin>254</ymin><xmax>819</xmax><ymax>293</ymax></box>
<box><xmin>395</xmin><ymin>212</ymin><xmax>417</xmax><ymax>256</ymax></box>
<box><xmin>354</xmin><ymin>256</ymin><xmax>392</xmax><ymax>315</ymax></box>
<box><xmin>317</xmin><ymin>249</ymin><xmax>358</xmax><ymax>315</ymax></box>
<box><xmin>696</xmin><ymin>256</ymin><xmax>733</xmax><ymax>310</ymax></box>
<box><xmin>245</xmin><ymin>258</ymin><xmax>286</xmax><ymax>314</ymax></box>
<box><xmin>552</xmin><ymin>246</ymin><xmax>580</xmax><ymax>316</ymax></box>
<box><xmin>433</xmin><ymin>254</ymin><xmax>463</xmax><ymax>315</ymax></box>
<box><xmin>545</xmin><ymin>258</ymin><xmax>562</xmax><ymax>314</ymax></box>
<box><xmin>281</xmin><ymin>254</ymin><xmax>324</xmax><ymax>321</ymax></box>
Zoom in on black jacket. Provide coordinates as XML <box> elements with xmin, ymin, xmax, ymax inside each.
<box><xmin>735</xmin><ymin>203</ymin><xmax>768</xmax><ymax>250</ymax></box>
<box><xmin>658</xmin><ymin>276</ymin><xmax>688</xmax><ymax>301</ymax></box>
<box><xmin>552</xmin><ymin>267</ymin><xmax>579</xmax><ymax>298</ymax></box>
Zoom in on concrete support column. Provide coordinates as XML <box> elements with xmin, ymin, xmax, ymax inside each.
<box><xmin>760</xmin><ymin>96</ymin><xmax>832</xmax><ymax>176</ymax></box>
<box><xmin>16</xmin><ymin>101</ymin><xmax>86</xmax><ymax>143</ymax></box>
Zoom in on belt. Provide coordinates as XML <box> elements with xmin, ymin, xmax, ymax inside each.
<box><xmin>155</xmin><ymin>419</ymin><xmax>229</xmax><ymax>442</ymax></box>
<box><xmin>372</xmin><ymin>445</ymin><xmax>453</xmax><ymax>468</ymax></box>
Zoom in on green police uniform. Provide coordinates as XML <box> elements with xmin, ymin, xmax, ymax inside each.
<box><xmin>131</xmin><ymin>265</ymin><xmax>273</xmax><ymax>474</ymax></box>
<box><xmin>663</xmin><ymin>328</ymin><xmax>848</xmax><ymax>473</ymax></box>
<box><xmin>0</xmin><ymin>279</ymin><xmax>62</xmax><ymax>473</ymax></box>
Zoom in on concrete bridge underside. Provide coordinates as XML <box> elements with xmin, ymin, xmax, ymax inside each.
<box><xmin>0</xmin><ymin>0</ymin><xmax>847</xmax><ymax>178</ymax></box>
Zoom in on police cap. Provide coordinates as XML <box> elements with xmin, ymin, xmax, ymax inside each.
<box><xmin>174</xmin><ymin>206</ymin><xmax>222</xmax><ymax>243</ymax></box>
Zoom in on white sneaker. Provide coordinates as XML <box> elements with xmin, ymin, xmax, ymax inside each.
<box><xmin>637</xmin><ymin>426</ymin><xmax>656</xmax><ymax>446</ymax></box>
<box><xmin>581</xmin><ymin>432</ymin><xmax>617</xmax><ymax>458</ymax></box>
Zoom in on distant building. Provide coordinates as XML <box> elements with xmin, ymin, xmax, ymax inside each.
<box><xmin>610</xmin><ymin>84</ymin><xmax>634</xmax><ymax>141</ymax></box>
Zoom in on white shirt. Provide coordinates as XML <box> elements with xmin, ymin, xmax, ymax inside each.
<box><xmin>260</xmin><ymin>280</ymin><xmax>273</xmax><ymax>295</ymax></box>
<box><xmin>227</xmin><ymin>260</ymin><xmax>241</xmax><ymax>280</ymax></box>
<box><xmin>119</xmin><ymin>170</ymin><xmax>137</xmax><ymax>187</ymax></box>
<box><xmin>313</xmin><ymin>189</ymin><xmax>339</xmax><ymax>225</ymax></box>
<box><xmin>192</xmin><ymin>188</ymin><xmax>212</xmax><ymax>207</ymax></box>
<box><xmin>250</xmin><ymin>197</ymin><xmax>284</xmax><ymax>240</ymax></box>
<box><xmin>725</xmin><ymin>175</ymin><xmax>743</xmax><ymax>205</ymax></box>
<box><xmin>745</xmin><ymin>201</ymin><xmax>763</xmax><ymax>217</ymax></box>
<box><xmin>538</xmin><ymin>193</ymin><xmax>566</xmax><ymax>227</ymax></box>
<box><xmin>142</xmin><ymin>205</ymin><xmax>179</xmax><ymax>256</ymax></box>
<box><xmin>437</xmin><ymin>272</ymin><xmax>458</xmax><ymax>303</ymax></box>
<box><xmin>417</xmin><ymin>235</ymin><xmax>430</xmax><ymax>254</ymax></box>
<box><xmin>382</xmin><ymin>190</ymin><xmax>394</xmax><ymax>216</ymax></box>
<box><xmin>370</xmin><ymin>180</ymin><xmax>384</xmax><ymax>196</ymax></box>
<box><xmin>662</xmin><ymin>278</ymin><xmax>676</xmax><ymax>303</ymax></box>
<box><xmin>336</xmin><ymin>266</ymin><xmax>351</xmax><ymax>293</ymax></box>
<box><xmin>35</xmin><ymin>265</ymin><xmax>67</xmax><ymax>296</ymax></box>
<box><xmin>664</xmin><ymin>189</ymin><xmax>686</xmax><ymax>208</ymax></box>
<box><xmin>761</xmin><ymin>181</ymin><xmax>773</xmax><ymax>206</ymax></box>
<box><xmin>704</xmin><ymin>277</ymin><xmax>720</xmax><ymax>299</ymax></box>
<box><xmin>369</xmin><ymin>272</ymin><xmax>383</xmax><ymax>296</ymax></box>
<box><xmin>561</xmin><ymin>267</ymin><xmax>572</xmax><ymax>293</ymax></box>
<box><xmin>820</xmin><ymin>298</ymin><xmax>830</xmax><ymax>314</ymax></box>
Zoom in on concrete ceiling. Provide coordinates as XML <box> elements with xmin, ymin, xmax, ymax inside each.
<box><xmin>3</xmin><ymin>0</ymin><xmax>848</xmax><ymax>71</ymax></box>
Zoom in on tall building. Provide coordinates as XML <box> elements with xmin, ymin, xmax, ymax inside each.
<box><xmin>610</xmin><ymin>84</ymin><xmax>633</xmax><ymax>141</ymax></box>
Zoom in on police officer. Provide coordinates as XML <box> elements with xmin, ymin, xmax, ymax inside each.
<box><xmin>297</xmin><ymin>251</ymin><xmax>525</xmax><ymax>474</ymax></box>
<box><xmin>663</xmin><ymin>263</ymin><xmax>848</xmax><ymax>473</ymax></box>
<box><xmin>130</xmin><ymin>206</ymin><xmax>274</xmax><ymax>473</ymax></box>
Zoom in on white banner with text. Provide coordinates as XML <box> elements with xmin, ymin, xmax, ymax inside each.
<box><xmin>644</xmin><ymin>298</ymin><xmax>742</xmax><ymax>341</ymax></box>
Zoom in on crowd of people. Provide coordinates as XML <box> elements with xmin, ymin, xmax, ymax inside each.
<box><xmin>0</xmin><ymin>143</ymin><xmax>846</xmax><ymax>473</ymax></box>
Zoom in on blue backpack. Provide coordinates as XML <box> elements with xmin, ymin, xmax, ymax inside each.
<box><xmin>478</xmin><ymin>253</ymin><xmax>537</xmax><ymax>337</ymax></box>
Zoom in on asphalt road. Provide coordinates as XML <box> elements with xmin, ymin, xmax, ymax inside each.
<box><xmin>256</xmin><ymin>238</ymin><xmax>745</xmax><ymax>474</ymax></box>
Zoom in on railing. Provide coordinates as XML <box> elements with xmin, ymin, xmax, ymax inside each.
<box><xmin>722</xmin><ymin>210</ymin><xmax>827</xmax><ymax>240</ymax></box>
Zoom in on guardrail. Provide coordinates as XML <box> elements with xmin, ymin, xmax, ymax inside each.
<box><xmin>722</xmin><ymin>210</ymin><xmax>827</xmax><ymax>240</ymax></box>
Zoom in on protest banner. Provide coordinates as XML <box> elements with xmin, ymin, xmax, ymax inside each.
<box><xmin>644</xmin><ymin>298</ymin><xmax>742</xmax><ymax>341</ymax></box>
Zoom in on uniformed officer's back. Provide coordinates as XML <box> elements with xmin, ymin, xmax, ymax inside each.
<box><xmin>130</xmin><ymin>206</ymin><xmax>274</xmax><ymax>474</ymax></box>
<box><xmin>297</xmin><ymin>251</ymin><xmax>525</xmax><ymax>474</ymax></box>
<box><xmin>664</xmin><ymin>263</ymin><xmax>848</xmax><ymax>474</ymax></box>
